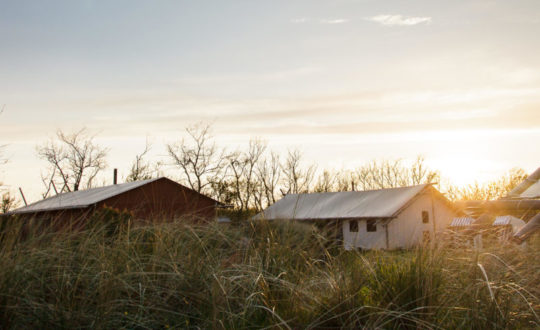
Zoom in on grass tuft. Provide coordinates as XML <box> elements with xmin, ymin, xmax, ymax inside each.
<box><xmin>0</xmin><ymin>217</ymin><xmax>538</xmax><ymax>328</ymax></box>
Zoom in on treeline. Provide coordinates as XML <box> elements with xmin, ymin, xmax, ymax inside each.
<box><xmin>1</xmin><ymin>123</ymin><xmax>529</xmax><ymax>212</ymax></box>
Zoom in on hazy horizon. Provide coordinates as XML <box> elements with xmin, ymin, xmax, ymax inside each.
<box><xmin>1</xmin><ymin>0</ymin><xmax>539</xmax><ymax>202</ymax></box>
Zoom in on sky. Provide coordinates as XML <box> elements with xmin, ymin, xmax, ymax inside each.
<box><xmin>1</xmin><ymin>0</ymin><xmax>539</xmax><ymax>202</ymax></box>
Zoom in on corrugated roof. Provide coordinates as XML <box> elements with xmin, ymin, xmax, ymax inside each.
<box><xmin>493</xmin><ymin>215</ymin><xmax>525</xmax><ymax>227</ymax></box>
<box><xmin>473</xmin><ymin>213</ymin><xmax>493</xmax><ymax>225</ymax></box>
<box><xmin>10</xmin><ymin>178</ymin><xmax>161</xmax><ymax>214</ymax></box>
<box><xmin>254</xmin><ymin>184</ymin><xmax>430</xmax><ymax>221</ymax></box>
<box><xmin>450</xmin><ymin>217</ymin><xmax>475</xmax><ymax>227</ymax></box>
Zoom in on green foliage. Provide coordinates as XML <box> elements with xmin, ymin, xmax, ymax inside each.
<box><xmin>0</xmin><ymin>218</ymin><xmax>537</xmax><ymax>329</ymax></box>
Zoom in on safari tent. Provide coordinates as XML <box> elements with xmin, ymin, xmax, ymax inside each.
<box><xmin>8</xmin><ymin>177</ymin><xmax>220</xmax><ymax>227</ymax></box>
<box><xmin>255</xmin><ymin>184</ymin><xmax>460</xmax><ymax>250</ymax></box>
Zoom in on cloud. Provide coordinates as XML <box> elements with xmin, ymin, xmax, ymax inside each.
<box><xmin>368</xmin><ymin>15</ymin><xmax>432</xmax><ymax>26</ymax></box>
<box><xmin>320</xmin><ymin>18</ymin><xmax>349</xmax><ymax>24</ymax></box>
<box><xmin>291</xmin><ymin>17</ymin><xmax>309</xmax><ymax>24</ymax></box>
<box><xmin>291</xmin><ymin>18</ymin><xmax>349</xmax><ymax>25</ymax></box>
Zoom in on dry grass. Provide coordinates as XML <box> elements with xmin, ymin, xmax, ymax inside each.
<box><xmin>0</xmin><ymin>216</ymin><xmax>538</xmax><ymax>329</ymax></box>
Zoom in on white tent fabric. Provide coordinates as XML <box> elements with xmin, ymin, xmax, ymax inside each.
<box><xmin>507</xmin><ymin>167</ymin><xmax>540</xmax><ymax>198</ymax></box>
<box><xmin>254</xmin><ymin>184</ymin><xmax>429</xmax><ymax>220</ymax></box>
<box><xmin>513</xmin><ymin>213</ymin><xmax>540</xmax><ymax>242</ymax></box>
<box><xmin>520</xmin><ymin>181</ymin><xmax>540</xmax><ymax>198</ymax></box>
<box><xmin>493</xmin><ymin>215</ymin><xmax>526</xmax><ymax>233</ymax></box>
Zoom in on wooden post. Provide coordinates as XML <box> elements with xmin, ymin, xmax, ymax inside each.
<box><xmin>113</xmin><ymin>168</ymin><xmax>118</xmax><ymax>185</ymax></box>
<box><xmin>19</xmin><ymin>187</ymin><xmax>28</xmax><ymax>206</ymax></box>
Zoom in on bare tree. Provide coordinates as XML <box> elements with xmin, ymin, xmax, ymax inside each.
<box><xmin>166</xmin><ymin>123</ymin><xmax>226</xmax><ymax>194</ymax></box>
<box><xmin>225</xmin><ymin>139</ymin><xmax>267</xmax><ymax>210</ymax></box>
<box><xmin>208</xmin><ymin>170</ymin><xmax>234</xmax><ymax>205</ymax></box>
<box><xmin>314</xmin><ymin>170</ymin><xmax>337</xmax><ymax>192</ymax></box>
<box><xmin>126</xmin><ymin>140</ymin><xmax>161</xmax><ymax>182</ymax></box>
<box><xmin>37</xmin><ymin>128</ymin><xmax>108</xmax><ymax>195</ymax></box>
<box><xmin>314</xmin><ymin>169</ymin><xmax>356</xmax><ymax>192</ymax></box>
<box><xmin>362</xmin><ymin>159</ymin><xmax>406</xmax><ymax>189</ymax></box>
<box><xmin>247</xmin><ymin>140</ymin><xmax>266</xmax><ymax>206</ymax></box>
<box><xmin>256</xmin><ymin>151</ymin><xmax>281</xmax><ymax>207</ymax></box>
<box><xmin>226</xmin><ymin>150</ymin><xmax>246</xmax><ymax>209</ymax></box>
<box><xmin>352</xmin><ymin>157</ymin><xmax>439</xmax><ymax>191</ymax></box>
<box><xmin>409</xmin><ymin>156</ymin><xmax>440</xmax><ymax>186</ymax></box>
<box><xmin>281</xmin><ymin>149</ymin><xmax>316</xmax><ymax>195</ymax></box>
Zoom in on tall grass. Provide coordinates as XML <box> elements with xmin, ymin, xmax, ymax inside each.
<box><xmin>0</xmin><ymin>217</ymin><xmax>538</xmax><ymax>329</ymax></box>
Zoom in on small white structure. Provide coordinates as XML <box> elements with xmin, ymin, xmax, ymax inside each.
<box><xmin>254</xmin><ymin>184</ymin><xmax>459</xmax><ymax>250</ymax></box>
<box><xmin>493</xmin><ymin>215</ymin><xmax>526</xmax><ymax>241</ymax></box>
<box><xmin>449</xmin><ymin>217</ymin><xmax>479</xmax><ymax>248</ymax></box>
<box><xmin>217</xmin><ymin>216</ymin><xmax>231</xmax><ymax>224</ymax></box>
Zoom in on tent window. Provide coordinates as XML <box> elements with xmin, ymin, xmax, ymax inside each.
<box><xmin>349</xmin><ymin>220</ymin><xmax>358</xmax><ymax>232</ymax></box>
<box><xmin>422</xmin><ymin>211</ymin><xmax>429</xmax><ymax>223</ymax></box>
<box><xmin>366</xmin><ymin>219</ymin><xmax>377</xmax><ymax>232</ymax></box>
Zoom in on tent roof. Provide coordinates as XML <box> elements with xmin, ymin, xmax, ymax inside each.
<box><xmin>10</xmin><ymin>178</ymin><xmax>162</xmax><ymax>214</ymax></box>
<box><xmin>254</xmin><ymin>184</ymin><xmax>433</xmax><ymax>221</ymax></box>
<box><xmin>520</xmin><ymin>180</ymin><xmax>540</xmax><ymax>198</ymax></box>
<box><xmin>507</xmin><ymin>167</ymin><xmax>540</xmax><ymax>199</ymax></box>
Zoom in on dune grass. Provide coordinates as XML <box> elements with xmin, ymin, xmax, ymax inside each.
<box><xmin>0</xmin><ymin>217</ymin><xmax>538</xmax><ymax>329</ymax></box>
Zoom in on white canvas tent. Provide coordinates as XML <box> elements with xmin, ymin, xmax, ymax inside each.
<box><xmin>255</xmin><ymin>184</ymin><xmax>459</xmax><ymax>250</ymax></box>
<box><xmin>493</xmin><ymin>215</ymin><xmax>526</xmax><ymax>232</ymax></box>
